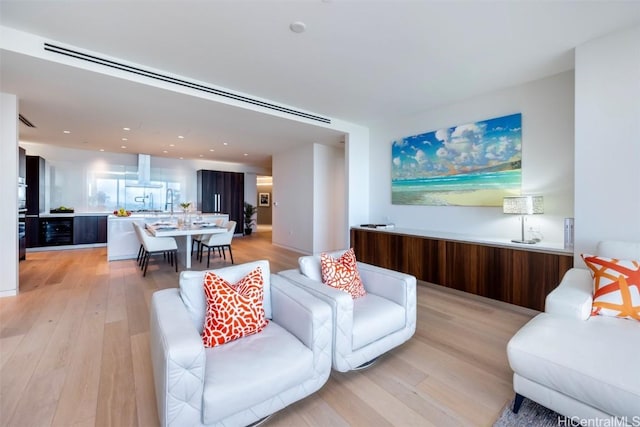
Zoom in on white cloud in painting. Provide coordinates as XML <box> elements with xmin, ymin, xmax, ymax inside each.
<box><xmin>435</xmin><ymin>129</ymin><xmax>450</xmax><ymax>142</ymax></box>
<box><xmin>414</xmin><ymin>149</ymin><xmax>428</xmax><ymax>165</ymax></box>
<box><xmin>393</xmin><ymin>157</ymin><xmax>401</xmax><ymax>167</ymax></box>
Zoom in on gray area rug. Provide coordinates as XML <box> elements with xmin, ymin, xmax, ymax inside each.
<box><xmin>494</xmin><ymin>397</ymin><xmax>566</xmax><ymax>427</ymax></box>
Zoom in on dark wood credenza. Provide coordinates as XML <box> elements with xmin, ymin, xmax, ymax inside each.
<box><xmin>350</xmin><ymin>227</ymin><xmax>574</xmax><ymax>312</ymax></box>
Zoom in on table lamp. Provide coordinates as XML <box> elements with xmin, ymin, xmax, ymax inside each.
<box><xmin>503</xmin><ymin>195</ymin><xmax>544</xmax><ymax>244</ymax></box>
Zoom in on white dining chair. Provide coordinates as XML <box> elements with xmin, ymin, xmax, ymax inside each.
<box><xmin>198</xmin><ymin>220</ymin><xmax>236</xmax><ymax>267</ymax></box>
<box><xmin>137</xmin><ymin>223</ymin><xmax>179</xmax><ymax>276</ymax></box>
<box><xmin>192</xmin><ymin>218</ymin><xmax>227</xmax><ymax>257</ymax></box>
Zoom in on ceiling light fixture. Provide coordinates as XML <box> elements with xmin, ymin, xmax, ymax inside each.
<box><xmin>163</xmin><ymin>150</ymin><xmax>168</xmax><ymax>153</ymax></box>
<box><xmin>223</xmin><ymin>142</ymin><xmax>228</xmax><ymax>146</ymax></box>
<box><xmin>243</xmin><ymin>153</ymin><xmax>248</xmax><ymax>156</ymax></box>
<box><xmin>169</xmin><ymin>144</ymin><xmax>175</xmax><ymax>147</ymax></box>
<box><xmin>123</xmin><ymin>127</ymin><xmax>130</xmax><ymax>131</ymax></box>
<box><xmin>209</xmin><ymin>149</ymin><xmax>215</xmax><ymax>152</ymax></box>
<box><xmin>121</xmin><ymin>137</ymin><xmax>128</xmax><ymax>141</ymax></box>
<box><xmin>99</xmin><ymin>149</ymin><xmax>105</xmax><ymax>152</ymax></box>
<box><xmin>63</xmin><ymin>130</ymin><xmax>71</xmax><ymax>134</ymax></box>
<box><xmin>199</xmin><ymin>154</ymin><xmax>203</xmax><ymax>157</ymax></box>
<box><xmin>121</xmin><ymin>145</ymin><xmax>127</xmax><ymax>149</ymax></box>
<box><xmin>290</xmin><ymin>21</ymin><xmax>306</xmax><ymax>33</ymax></box>
<box><xmin>178</xmin><ymin>135</ymin><xmax>184</xmax><ymax>139</ymax></box>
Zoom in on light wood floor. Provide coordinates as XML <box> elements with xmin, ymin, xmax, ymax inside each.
<box><xmin>2</xmin><ymin>229</ymin><xmax>536</xmax><ymax>427</ymax></box>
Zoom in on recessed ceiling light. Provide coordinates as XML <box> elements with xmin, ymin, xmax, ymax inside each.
<box><xmin>63</xmin><ymin>130</ymin><xmax>71</xmax><ymax>134</ymax></box>
<box><xmin>169</xmin><ymin>144</ymin><xmax>175</xmax><ymax>147</ymax></box>
<box><xmin>179</xmin><ymin>157</ymin><xmax>184</xmax><ymax>160</ymax></box>
<box><xmin>290</xmin><ymin>21</ymin><xmax>306</xmax><ymax>33</ymax></box>
<box><xmin>163</xmin><ymin>150</ymin><xmax>168</xmax><ymax>153</ymax></box>
<box><xmin>209</xmin><ymin>149</ymin><xmax>215</xmax><ymax>152</ymax></box>
<box><xmin>178</xmin><ymin>135</ymin><xmax>184</xmax><ymax>139</ymax></box>
<box><xmin>121</xmin><ymin>137</ymin><xmax>128</xmax><ymax>141</ymax></box>
<box><xmin>123</xmin><ymin>127</ymin><xmax>130</xmax><ymax>131</ymax></box>
<box><xmin>223</xmin><ymin>142</ymin><xmax>228</xmax><ymax>146</ymax></box>
<box><xmin>243</xmin><ymin>153</ymin><xmax>248</xmax><ymax>156</ymax></box>
<box><xmin>199</xmin><ymin>154</ymin><xmax>204</xmax><ymax>157</ymax></box>
<box><xmin>99</xmin><ymin>149</ymin><xmax>105</xmax><ymax>152</ymax></box>
<box><xmin>121</xmin><ymin>145</ymin><xmax>127</xmax><ymax>149</ymax></box>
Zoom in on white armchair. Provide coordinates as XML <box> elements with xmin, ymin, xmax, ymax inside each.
<box><xmin>279</xmin><ymin>250</ymin><xmax>416</xmax><ymax>372</ymax></box>
<box><xmin>150</xmin><ymin>260</ymin><xmax>332</xmax><ymax>426</ymax></box>
<box><xmin>507</xmin><ymin>241</ymin><xmax>640</xmax><ymax>421</ymax></box>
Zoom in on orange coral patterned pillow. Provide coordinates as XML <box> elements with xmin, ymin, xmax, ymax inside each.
<box><xmin>581</xmin><ymin>254</ymin><xmax>640</xmax><ymax>321</ymax></box>
<box><xmin>320</xmin><ymin>248</ymin><xmax>367</xmax><ymax>299</ymax></box>
<box><xmin>202</xmin><ymin>266</ymin><xmax>269</xmax><ymax>347</ymax></box>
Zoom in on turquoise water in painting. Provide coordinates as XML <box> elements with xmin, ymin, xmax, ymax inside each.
<box><xmin>392</xmin><ymin>169</ymin><xmax>520</xmax><ymax>205</ymax></box>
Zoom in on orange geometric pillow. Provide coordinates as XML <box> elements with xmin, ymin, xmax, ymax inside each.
<box><xmin>320</xmin><ymin>248</ymin><xmax>367</xmax><ymax>299</ymax></box>
<box><xmin>202</xmin><ymin>266</ymin><xmax>269</xmax><ymax>347</ymax></box>
<box><xmin>581</xmin><ymin>254</ymin><xmax>640</xmax><ymax>321</ymax></box>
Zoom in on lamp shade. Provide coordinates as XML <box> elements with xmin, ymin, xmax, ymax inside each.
<box><xmin>503</xmin><ymin>195</ymin><xmax>544</xmax><ymax>215</ymax></box>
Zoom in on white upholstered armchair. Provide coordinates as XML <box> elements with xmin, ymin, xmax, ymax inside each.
<box><xmin>150</xmin><ymin>260</ymin><xmax>332</xmax><ymax>426</ymax></box>
<box><xmin>279</xmin><ymin>250</ymin><xmax>417</xmax><ymax>372</ymax></box>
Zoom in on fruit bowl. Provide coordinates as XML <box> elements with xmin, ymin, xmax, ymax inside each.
<box><xmin>113</xmin><ymin>209</ymin><xmax>132</xmax><ymax>217</ymax></box>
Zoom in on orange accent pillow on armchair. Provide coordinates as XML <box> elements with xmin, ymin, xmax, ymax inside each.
<box><xmin>201</xmin><ymin>266</ymin><xmax>269</xmax><ymax>347</ymax></box>
<box><xmin>320</xmin><ymin>248</ymin><xmax>367</xmax><ymax>299</ymax></box>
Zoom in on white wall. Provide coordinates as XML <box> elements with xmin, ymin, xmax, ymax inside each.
<box><xmin>313</xmin><ymin>143</ymin><xmax>346</xmax><ymax>252</ymax></box>
<box><xmin>574</xmin><ymin>25</ymin><xmax>640</xmax><ymax>260</ymax></box>
<box><xmin>272</xmin><ymin>144</ymin><xmax>314</xmax><ymax>253</ymax></box>
<box><xmin>1</xmin><ymin>93</ymin><xmax>19</xmax><ymax>296</ymax></box>
<box><xmin>368</xmin><ymin>71</ymin><xmax>575</xmax><ymax>244</ymax></box>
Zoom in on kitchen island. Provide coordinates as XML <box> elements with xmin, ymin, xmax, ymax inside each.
<box><xmin>107</xmin><ymin>213</ymin><xmax>229</xmax><ymax>264</ymax></box>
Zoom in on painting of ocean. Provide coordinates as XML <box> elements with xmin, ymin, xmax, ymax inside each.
<box><xmin>391</xmin><ymin>113</ymin><xmax>522</xmax><ymax>206</ymax></box>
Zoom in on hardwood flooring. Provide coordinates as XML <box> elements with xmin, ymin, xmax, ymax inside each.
<box><xmin>2</xmin><ymin>228</ymin><xmax>536</xmax><ymax>426</ymax></box>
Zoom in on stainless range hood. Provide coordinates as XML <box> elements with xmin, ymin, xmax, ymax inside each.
<box><xmin>125</xmin><ymin>154</ymin><xmax>162</xmax><ymax>188</ymax></box>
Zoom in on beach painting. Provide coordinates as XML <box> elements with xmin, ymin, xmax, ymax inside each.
<box><xmin>392</xmin><ymin>113</ymin><xmax>522</xmax><ymax>206</ymax></box>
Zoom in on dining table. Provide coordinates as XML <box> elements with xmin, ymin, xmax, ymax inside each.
<box><xmin>145</xmin><ymin>220</ymin><xmax>226</xmax><ymax>269</ymax></box>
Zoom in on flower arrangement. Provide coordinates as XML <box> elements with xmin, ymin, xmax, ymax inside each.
<box><xmin>180</xmin><ymin>201</ymin><xmax>192</xmax><ymax>212</ymax></box>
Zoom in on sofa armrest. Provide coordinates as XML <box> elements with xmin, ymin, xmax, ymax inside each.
<box><xmin>270</xmin><ymin>274</ymin><xmax>332</xmax><ymax>376</ymax></box>
<box><xmin>544</xmin><ymin>268</ymin><xmax>593</xmax><ymax>320</ymax></box>
<box><xmin>150</xmin><ymin>289</ymin><xmax>206</xmax><ymax>427</ymax></box>
<box><xmin>357</xmin><ymin>262</ymin><xmax>416</xmax><ymax>307</ymax></box>
<box><xmin>278</xmin><ymin>269</ymin><xmax>354</xmax><ymax>354</ymax></box>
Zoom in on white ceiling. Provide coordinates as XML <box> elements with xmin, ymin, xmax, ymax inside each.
<box><xmin>1</xmin><ymin>1</ymin><xmax>639</xmax><ymax>169</ymax></box>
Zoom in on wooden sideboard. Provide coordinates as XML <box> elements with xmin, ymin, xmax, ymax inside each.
<box><xmin>350</xmin><ymin>227</ymin><xmax>574</xmax><ymax>311</ymax></box>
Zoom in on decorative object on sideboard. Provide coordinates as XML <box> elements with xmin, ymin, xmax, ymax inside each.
<box><xmin>563</xmin><ymin>217</ymin><xmax>574</xmax><ymax>250</ymax></box>
<box><xmin>503</xmin><ymin>195</ymin><xmax>544</xmax><ymax>244</ymax></box>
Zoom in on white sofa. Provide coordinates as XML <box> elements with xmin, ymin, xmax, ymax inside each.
<box><xmin>279</xmin><ymin>250</ymin><xmax>416</xmax><ymax>372</ymax></box>
<box><xmin>150</xmin><ymin>260</ymin><xmax>333</xmax><ymax>426</ymax></box>
<box><xmin>507</xmin><ymin>241</ymin><xmax>640</xmax><ymax>422</ymax></box>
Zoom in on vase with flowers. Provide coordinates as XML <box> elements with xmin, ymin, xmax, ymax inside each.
<box><xmin>179</xmin><ymin>202</ymin><xmax>192</xmax><ymax>227</ymax></box>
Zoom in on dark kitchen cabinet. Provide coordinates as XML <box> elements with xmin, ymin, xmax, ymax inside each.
<box><xmin>197</xmin><ymin>170</ymin><xmax>244</xmax><ymax>234</ymax></box>
<box><xmin>73</xmin><ymin>216</ymin><xmax>108</xmax><ymax>244</ymax></box>
<box><xmin>25</xmin><ymin>216</ymin><xmax>40</xmax><ymax>248</ymax></box>
<box><xmin>26</xmin><ymin>155</ymin><xmax>45</xmax><ymax>215</ymax></box>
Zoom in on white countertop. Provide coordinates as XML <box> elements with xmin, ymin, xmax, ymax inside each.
<box><xmin>352</xmin><ymin>225</ymin><xmax>573</xmax><ymax>256</ymax></box>
<box><xmin>40</xmin><ymin>212</ymin><xmax>112</xmax><ymax>218</ymax></box>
